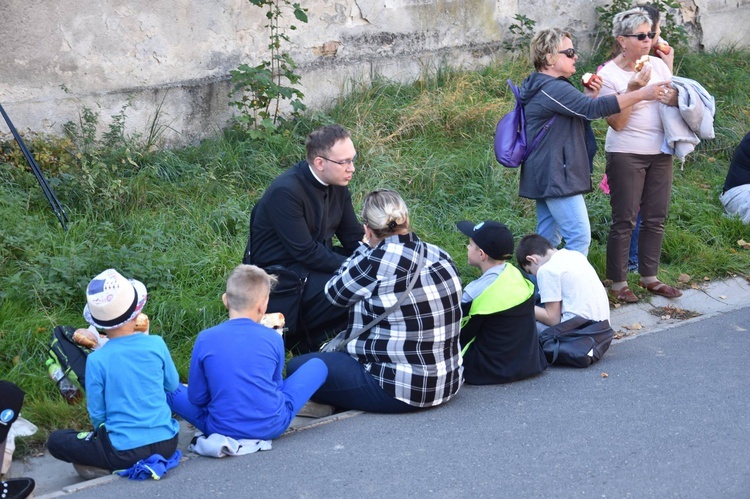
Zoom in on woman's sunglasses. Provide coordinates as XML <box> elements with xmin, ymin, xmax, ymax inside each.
<box><xmin>557</xmin><ymin>48</ymin><xmax>577</xmax><ymax>59</ymax></box>
<box><xmin>622</xmin><ymin>32</ymin><xmax>657</xmax><ymax>41</ymax></box>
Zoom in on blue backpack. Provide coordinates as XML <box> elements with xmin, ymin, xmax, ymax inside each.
<box><xmin>494</xmin><ymin>79</ymin><xmax>556</xmax><ymax>168</ymax></box>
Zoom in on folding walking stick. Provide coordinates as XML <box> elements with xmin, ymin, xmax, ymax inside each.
<box><xmin>0</xmin><ymin>103</ymin><xmax>69</xmax><ymax>230</ymax></box>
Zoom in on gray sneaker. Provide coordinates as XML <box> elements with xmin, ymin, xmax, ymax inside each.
<box><xmin>72</xmin><ymin>462</ymin><xmax>110</xmax><ymax>479</ymax></box>
<box><xmin>296</xmin><ymin>401</ymin><xmax>335</xmax><ymax>418</ymax></box>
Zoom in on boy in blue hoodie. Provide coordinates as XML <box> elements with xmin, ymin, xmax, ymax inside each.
<box><xmin>168</xmin><ymin>265</ymin><xmax>328</xmax><ymax>440</ymax></box>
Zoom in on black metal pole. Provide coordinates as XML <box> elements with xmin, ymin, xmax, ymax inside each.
<box><xmin>0</xmin><ymin>102</ymin><xmax>69</xmax><ymax>230</ymax></box>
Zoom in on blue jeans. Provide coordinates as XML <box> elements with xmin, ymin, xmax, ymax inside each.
<box><xmin>535</xmin><ymin>195</ymin><xmax>591</xmax><ymax>255</ymax></box>
<box><xmin>286</xmin><ymin>352</ymin><xmax>416</xmax><ymax>414</ymax></box>
<box><xmin>167</xmin><ymin>358</ymin><xmax>328</xmax><ymax>440</ymax></box>
<box><xmin>628</xmin><ymin>212</ymin><xmax>641</xmax><ymax>270</ymax></box>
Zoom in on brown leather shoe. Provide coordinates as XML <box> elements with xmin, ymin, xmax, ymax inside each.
<box><xmin>638</xmin><ymin>280</ymin><xmax>683</xmax><ymax>298</ymax></box>
<box><xmin>608</xmin><ymin>286</ymin><xmax>639</xmax><ymax>303</ymax></box>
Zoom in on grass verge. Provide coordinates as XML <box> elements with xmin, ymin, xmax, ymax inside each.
<box><xmin>1</xmin><ymin>48</ymin><xmax>748</xmax><ymax>453</ymax></box>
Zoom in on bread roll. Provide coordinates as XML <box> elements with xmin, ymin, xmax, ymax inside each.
<box><xmin>73</xmin><ymin>328</ymin><xmax>99</xmax><ymax>349</ymax></box>
<box><xmin>634</xmin><ymin>55</ymin><xmax>650</xmax><ymax>72</ymax></box>
<box><xmin>134</xmin><ymin>313</ymin><xmax>150</xmax><ymax>332</ymax></box>
<box><xmin>260</xmin><ymin>312</ymin><xmax>285</xmax><ymax>331</ymax></box>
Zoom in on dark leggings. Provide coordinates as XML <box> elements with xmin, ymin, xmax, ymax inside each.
<box><xmin>287</xmin><ymin>352</ymin><xmax>416</xmax><ymax>414</ymax></box>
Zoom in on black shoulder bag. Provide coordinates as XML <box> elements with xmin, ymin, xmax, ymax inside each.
<box><xmin>538</xmin><ymin>315</ymin><xmax>614</xmax><ymax>368</ymax></box>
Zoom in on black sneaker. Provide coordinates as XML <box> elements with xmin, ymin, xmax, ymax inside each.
<box><xmin>1</xmin><ymin>477</ymin><xmax>35</xmax><ymax>499</ymax></box>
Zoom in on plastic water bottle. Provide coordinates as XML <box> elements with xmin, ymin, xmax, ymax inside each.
<box><xmin>46</xmin><ymin>358</ymin><xmax>82</xmax><ymax>404</ymax></box>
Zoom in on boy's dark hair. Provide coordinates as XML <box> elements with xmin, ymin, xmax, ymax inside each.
<box><xmin>515</xmin><ymin>234</ymin><xmax>554</xmax><ymax>268</ymax></box>
<box><xmin>637</xmin><ymin>4</ymin><xmax>661</xmax><ymax>32</ymax></box>
<box><xmin>306</xmin><ymin>124</ymin><xmax>351</xmax><ymax>164</ymax></box>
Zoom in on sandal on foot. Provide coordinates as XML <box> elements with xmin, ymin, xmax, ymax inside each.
<box><xmin>638</xmin><ymin>280</ymin><xmax>683</xmax><ymax>298</ymax></box>
<box><xmin>608</xmin><ymin>286</ymin><xmax>639</xmax><ymax>303</ymax></box>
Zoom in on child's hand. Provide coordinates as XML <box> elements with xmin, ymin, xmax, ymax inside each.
<box><xmin>134</xmin><ymin>313</ymin><xmax>150</xmax><ymax>334</ymax></box>
<box><xmin>73</xmin><ymin>328</ymin><xmax>99</xmax><ymax>349</ymax></box>
<box><xmin>260</xmin><ymin>312</ymin><xmax>285</xmax><ymax>335</ymax></box>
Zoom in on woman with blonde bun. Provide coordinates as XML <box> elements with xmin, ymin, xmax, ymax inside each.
<box><xmin>287</xmin><ymin>189</ymin><xmax>464</xmax><ymax>413</ymax></box>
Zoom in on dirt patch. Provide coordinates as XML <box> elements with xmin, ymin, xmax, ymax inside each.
<box><xmin>649</xmin><ymin>305</ymin><xmax>701</xmax><ymax>321</ymax></box>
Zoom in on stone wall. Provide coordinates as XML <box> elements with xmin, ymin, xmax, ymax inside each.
<box><xmin>0</xmin><ymin>0</ymin><xmax>747</xmax><ymax>146</ymax></box>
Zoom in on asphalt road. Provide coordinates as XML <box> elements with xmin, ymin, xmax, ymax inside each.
<box><xmin>66</xmin><ymin>306</ymin><xmax>750</xmax><ymax>498</ymax></box>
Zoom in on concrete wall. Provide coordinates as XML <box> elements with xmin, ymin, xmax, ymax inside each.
<box><xmin>0</xmin><ymin>0</ymin><xmax>747</xmax><ymax>146</ymax></box>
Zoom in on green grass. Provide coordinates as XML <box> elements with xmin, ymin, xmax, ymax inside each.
<box><xmin>1</xmin><ymin>48</ymin><xmax>749</xmax><ymax>452</ymax></box>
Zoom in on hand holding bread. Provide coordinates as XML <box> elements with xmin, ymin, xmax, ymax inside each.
<box><xmin>628</xmin><ymin>59</ymin><xmax>652</xmax><ymax>91</ymax></box>
<box><xmin>134</xmin><ymin>313</ymin><xmax>150</xmax><ymax>333</ymax></box>
<box><xmin>260</xmin><ymin>312</ymin><xmax>285</xmax><ymax>334</ymax></box>
<box><xmin>73</xmin><ymin>328</ymin><xmax>100</xmax><ymax>349</ymax></box>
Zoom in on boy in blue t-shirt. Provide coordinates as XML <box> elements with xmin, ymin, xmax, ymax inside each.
<box><xmin>167</xmin><ymin>265</ymin><xmax>328</xmax><ymax>440</ymax></box>
<box><xmin>47</xmin><ymin>269</ymin><xmax>180</xmax><ymax>473</ymax></box>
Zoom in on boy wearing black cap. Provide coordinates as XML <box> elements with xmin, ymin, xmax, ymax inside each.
<box><xmin>456</xmin><ymin>221</ymin><xmax>547</xmax><ymax>385</ymax></box>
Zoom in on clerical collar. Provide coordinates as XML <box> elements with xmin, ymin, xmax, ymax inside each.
<box><xmin>309</xmin><ymin>165</ymin><xmax>329</xmax><ymax>186</ymax></box>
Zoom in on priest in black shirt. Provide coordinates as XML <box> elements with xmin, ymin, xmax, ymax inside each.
<box><xmin>244</xmin><ymin>125</ymin><xmax>364</xmax><ymax>351</ymax></box>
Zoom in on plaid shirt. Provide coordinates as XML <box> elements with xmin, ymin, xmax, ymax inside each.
<box><xmin>324</xmin><ymin>232</ymin><xmax>463</xmax><ymax>407</ymax></box>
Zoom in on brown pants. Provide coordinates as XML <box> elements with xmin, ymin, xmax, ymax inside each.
<box><xmin>605</xmin><ymin>152</ymin><xmax>674</xmax><ymax>282</ymax></box>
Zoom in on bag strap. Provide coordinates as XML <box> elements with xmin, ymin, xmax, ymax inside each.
<box><xmin>243</xmin><ymin>205</ymin><xmax>258</xmax><ymax>264</ymax></box>
<box><xmin>523</xmin><ymin>115</ymin><xmax>556</xmax><ymax>162</ymax></box>
<box><xmin>333</xmin><ymin>242</ymin><xmax>427</xmax><ymax>352</ymax></box>
<box><xmin>550</xmin><ymin>337</ymin><xmax>560</xmax><ymax>364</ymax></box>
<box><xmin>510</xmin><ymin>78</ymin><xmax>556</xmax><ymax>163</ymax></box>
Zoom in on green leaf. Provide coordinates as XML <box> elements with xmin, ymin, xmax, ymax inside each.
<box><xmin>293</xmin><ymin>5</ymin><xmax>308</xmax><ymax>23</ymax></box>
